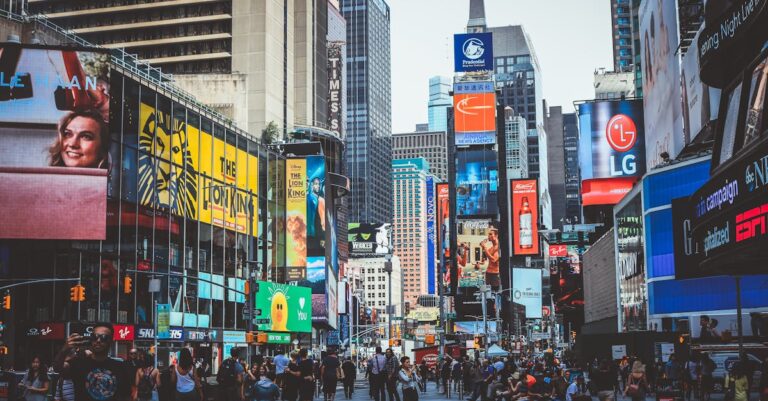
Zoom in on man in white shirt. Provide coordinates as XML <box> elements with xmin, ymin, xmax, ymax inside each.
<box><xmin>566</xmin><ymin>375</ymin><xmax>588</xmax><ymax>401</ymax></box>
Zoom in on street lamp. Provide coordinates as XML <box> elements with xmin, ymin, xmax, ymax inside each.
<box><xmin>383</xmin><ymin>254</ymin><xmax>393</xmax><ymax>344</ymax></box>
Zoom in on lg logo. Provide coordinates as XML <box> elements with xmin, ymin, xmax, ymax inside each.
<box><xmin>606</xmin><ymin>114</ymin><xmax>638</xmax><ymax>177</ymax></box>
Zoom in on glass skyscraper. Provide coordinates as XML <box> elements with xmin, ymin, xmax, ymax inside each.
<box><xmin>341</xmin><ymin>0</ymin><xmax>393</xmax><ymax>224</ymax></box>
<box><xmin>427</xmin><ymin>76</ymin><xmax>451</xmax><ymax>133</ymax></box>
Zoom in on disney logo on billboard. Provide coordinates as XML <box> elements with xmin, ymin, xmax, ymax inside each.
<box><xmin>745</xmin><ymin>154</ymin><xmax>768</xmax><ymax>192</ymax></box>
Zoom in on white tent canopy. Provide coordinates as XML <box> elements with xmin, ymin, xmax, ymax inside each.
<box><xmin>486</xmin><ymin>344</ymin><xmax>509</xmax><ymax>357</ymax></box>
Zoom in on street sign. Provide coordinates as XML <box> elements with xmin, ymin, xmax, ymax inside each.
<box><xmin>530</xmin><ymin>333</ymin><xmax>550</xmax><ymax>340</ymax></box>
<box><xmin>446</xmin><ymin>313</ymin><xmax>457</xmax><ymax>320</ymax></box>
<box><xmin>392</xmin><ymin>316</ymin><xmax>403</xmax><ymax>321</ymax></box>
<box><xmin>253</xmin><ymin>318</ymin><xmax>270</xmax><ymax>325</ymax></box>
<box><xmin>435</xmin><ymin>328</ymin><xmax>445</xmax><ymax>333</ymax></box>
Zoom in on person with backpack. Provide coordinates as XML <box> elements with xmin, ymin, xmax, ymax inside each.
<box><xmin>135</xmin><ymin>353</ymin><xmax>161</xmax><ymax>401</ymax></box>
<box><xmin>370</xmin><ymin>347</ymin><xmax>389</xmax><ymax>401</ymax></box>
<box><xmin>248</xmin><ymin>365</ymin><xmax>281</xmax><ymax>401</ymax></box>
<box><xmin>217</xmin><ymin>347</ymin><xmax>245</xmax><ymax>401</ymax></box>
<box><xmin>171</xmin><ymin>348</ymin><xmax>204</xmax><ymax>401</ymax></box>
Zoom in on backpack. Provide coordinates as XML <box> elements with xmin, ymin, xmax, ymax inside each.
<box><xmin>217</xmin><ymin>358</ymin><xmax>238</xmax><ymax>386</ymax></box>
<box><xmin>137</xmin><ymin>368</ymin><xmax>154</xmax><ymax>399</ymax></box>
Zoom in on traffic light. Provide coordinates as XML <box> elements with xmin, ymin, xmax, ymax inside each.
<box><xmin>425</xmin><ymin>334</ymin><xmax>435</xmax><ymax>345</ymax></box>
<box><xmin>246</xmin><ymin>332</ymin><xmax>255</xmax><ymax>343</ymax></box>
<box><xmin>123</xmin><ymin>275</ymin><xmax>132</xmax><ymax>294</ymax></box>
<box><xmin>0</xmin><ymin>346</ymin><xmax>7</xmax><ymax>355</ymax></box>
<box><xmin>257</xmin><ymin>332</ymin><xmax>268</xmax><ymax>344</ymax></box>
<box><xmin>244</xmin><ymin>281</ymin><xmax>250</xmax><ymax>300</ymax></box>
<box><xmin>474</xmin><ymin>335</ymin><xmax>483</xmax><ymax>349</ymax></box>
<box><xmin>675</xmin><ymin>333</ymin><xmax>691</xmax><ymax>360</ymax></box>
<box><xmin>70</xmin><ymin>284</ymin><xmax>85</xmax><ymax>302</ymax></box>
<box><xmin>2</xmin><ymin>293</ymin><xmax>10</xmax><ymax>310</ymax></box>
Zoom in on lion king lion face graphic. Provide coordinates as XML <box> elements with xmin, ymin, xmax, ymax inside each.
<box><xmin>138</xmin><ymin>107</ymin><xmax>198</xmax><ymax>218</ymax></box>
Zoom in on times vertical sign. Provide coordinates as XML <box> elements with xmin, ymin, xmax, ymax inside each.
<box><xmin>327</xmin><ymin>42</ymin><xmax>343</xmax><ymax>135</ymax></box>
<box><xmin>510</xmin><ymin>179</ymin><xmax>539</xmax><ymax>256</ymax></box>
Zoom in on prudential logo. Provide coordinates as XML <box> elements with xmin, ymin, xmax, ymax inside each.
<box><xmin>463</xmin><ymin>38</ymin><xmax>485</xmax><ymax>60</ymax></box>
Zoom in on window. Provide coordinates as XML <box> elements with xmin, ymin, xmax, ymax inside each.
<box><xmin>718</xmin><ymin>83</ymin><xmax>743</xmax><ymax>166</ymax></box>
<box><xmin>743</xmin><ymin>55</ymin><xmax>768</xmax><ymax>147</ymax></box>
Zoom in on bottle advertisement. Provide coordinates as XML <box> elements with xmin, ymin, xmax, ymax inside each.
<box><xmin>510</xmin><ymin>179</ymin><xmax>539</xmax><ymax>256</ymax></box>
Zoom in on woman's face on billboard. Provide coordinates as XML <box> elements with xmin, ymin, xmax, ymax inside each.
<box><xmin>61</xmin><ymin>116</ymin><xmax>102</xmax><ymax>168</ymax></box>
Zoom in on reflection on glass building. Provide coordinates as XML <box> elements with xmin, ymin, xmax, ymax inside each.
<box><xmin>614</xmin><ymin>189</ymin><xmax>647</xmax><ymax>332</ymax></box>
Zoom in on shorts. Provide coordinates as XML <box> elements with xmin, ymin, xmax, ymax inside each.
<box><xmin>323</xmin><ymin>378</ymin><xmax>338</xmax><ymax>394</ymax></box>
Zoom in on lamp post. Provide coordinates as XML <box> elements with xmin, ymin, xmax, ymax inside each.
<box><xmin>383</xmin><ymin>254</ymin><xmax>393</xmax><ymax>344</ymax></box>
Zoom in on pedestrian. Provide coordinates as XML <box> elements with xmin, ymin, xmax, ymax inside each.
<box><xmin>367</xmin><ymin>358</ymin><xmax>376</xmax><ymax>399</ymax></box>
<box><xmin>466</xmin><ymin>360</ymin><xmax>484</xmax><ymax>401</ymax></box>
<box><xmin>724</xmin><ymin>362</ymin><xmax>749</xmax><ymax>401</ymax></box>
<box><xmin>398</xmin><ymin>357</ymin><xmax>420</xmax><ymax>401</ymax></box>
<box><xmin>342</xmin><ymin>357</ymin><xmax>357</xmax><ymax>399</ymax></box>
<box><xmin>171</xmin><ymin>348</ymin><xmax>203</xmax><ymax>401</ymax></box>
<box><xmin>684</xmin><ymin>355</ymin><xmax>700</xmax><ymax>401</ymax></box>
<box><xmin>53</xmin><ymin>322</ymin><xmax>134</xmax><ymax>401</ymax></box>
<box><xmin>418</xmin><ymin>361</ymin><xmax>429</xmax><ymax>393</ymax></box>
<box><xmin>53</xmin><ymin>351</ymin><xmax>75</xmax><ymax>401</ymax></box>
<box><xmin>624</xmin><ymin>361</ymin><xmax>649</xmax><ymax>401</ymax></box>
<box><xmin>699</xmin><ymin>353</ymin><xmax>715</xmax><ymax>401</ymax></box>
<box><xmin>217</xmin><ymin>347</ymin><xmax>246</xmax><ymax>401</ymax></box>
<box><xmin>298</xmin><ymin>349</ymin><xmax>316</xmax><ymax>401</ymax></box>
<box><xmin>566</xmin><ymin>375</ymin><xmax>589</xmax><ymax>401</ymax></box>
<box><xmin>321</xmin><ymin>348</ymin><xmax>341</xmax><ymax>401</ymax></box>
<box><xmin>135</xmin><ymin>352</ymin><xmax>161</xmax><ymax>401</ymax></box>
<box><xmin>283</xmin><ymin>352</ymin><xmax>301</xmax><ymax>401</ymax></box>
<box><xmin>370</xmin><ymin>347</ymin><xmax>388</xmax><ymax>401</ymax></box>
<box><xmin>19</xmin><ymin>356</ymin><xmax>50</xmax><ymax>401</ymax></box>
<box><xmin>592</xmin><ymin>360</ymin><xmax>616</xmax><ymax>401</ymax></box>
<box><xmin>249</xmin><ymin>365</ymin><xmax>281</xmax><ymax>401</ymax></box>
<box><xmin>274</xmin><ymin>350</ymin><xmax>290</xmax><ymax>389</ymax></box>
<box><xmin>441</xmin><ymin>357</ymin><xmax>452</xmax><ymax>395</ymax></box>
<box><xmin>453</xmin><ymin>357</ymin><xmax>464</xmax><ymax>394</ymax></box>
<box><xmin>759</xmin><ymin>356</ymin><xmax>768</xmax><ymax>401</ymax></box>
<box><xmin>385</xmin><ymin>348</ymin><xmax>402</xmax><ymax>401</ymax></box>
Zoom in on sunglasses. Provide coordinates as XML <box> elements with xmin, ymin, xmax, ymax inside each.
<box><xmin>91</xmin><ymin>333</ymin><xmax>112</xmax><ymax>343</ymax></box>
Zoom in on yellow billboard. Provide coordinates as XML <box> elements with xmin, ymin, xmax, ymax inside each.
<box><xmin>285</xmin><ymin>159</ymin><xmax>307</xmax><ymax>267</ymax></box>
<box><xmin>138</xmin><ymin>103</ymin><xmax>257</xmax><ymax>236</ymax></box>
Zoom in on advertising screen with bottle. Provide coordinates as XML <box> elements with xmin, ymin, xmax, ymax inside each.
<box><xmin>510</xmin><ymin>179</ymin><xmax>539</xmax><ymax>256</ymax></box>
<box><xmin>456</xmin><ymin>219</ymin><xmax>501</xmax><ymax>289</ymax></box>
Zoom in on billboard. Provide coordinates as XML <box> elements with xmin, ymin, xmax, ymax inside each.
<box><xmin>0</xmin><ymin>45</ymin><xmax>110</xmax><ymax>240</ymax></box>
<box><xmin>437</xmin><ymin>183</ymin><xmax>451</xmax><ymax>288</ymax></box>
<box><xmin>456</xmin><ymin>149</ymin><xmax>498</xmax><ymax>216</ymax></box>
<box><xmin>327</xmin><ymin>42</ymin><xmax>344</xmax><ymax>135</ymax></box>
<box><xmin>615</xmin><ymin>192</ymin><xmax>647</xmax><ymax>332</ymax></box>
<box><xmin>254</xmin><ymin>281</ymin><xmax>312</xmax><ymax>333</ymax></box>
<box><xmin>454</xmin><ymin>321</ymin><xmax>497</xmax><ymax>334</ymax></box>
<box><xmin>510</xmin><ymin>179</ymin><xmax>539</xmax><ymax>256</ymax></box>
<box><xmin>426</xmin><ymin>176</ymin><xmax>437</xmax><ymax>294</ymax></box>
<box><xmin>348</xmin><ymin>223</ymin><xmax>392</xmax><ymax>257</ymax></box>
<box><xmin>306</xmin><ymin>155</ymin><xmax>326</xmax><ymax>260</ymax></box>
<box><xmin>286</xmin><ymin>158</ymin><xmax>307</xmax><ymax>269</ymax></box>
<box><xmin>639</xmin><ymin>0</ymin><xmax>684</xmax><ymax>170</ymax></box>
<box><xmin>456</xmin><ymin>219</ymin><xmax>500</xmax><ymax>289</ymax></box>
<box><xmin>453</xmin><ymin>81</ymin><xmax>496</xmax><ymax>145</ymax></box>
<box><xmin>512</xmin><ymin>268</ymin><xmax>543</xmax><ymax>319</ymax></box>
<box><xmin>453</xmin><ymin>32</ymin><xmax>493</xmax><ymax>72</ymax></box>
<box><xmin>137</xmin><ymin>103</ymin><xmax>258</xmax><ymax>235</ymax></box>
<box><xmin>680</xmin><ymin>28</ymin><xmax>721</xmax><ymax>144</ymax></box>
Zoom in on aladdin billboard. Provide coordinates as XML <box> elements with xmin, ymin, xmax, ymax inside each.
<box><xmin>578</xmin><ymin>99</ymin><xmax>646</xmax><ymax>206</ymax></box>
<box><xmin>0</xmin><ymin>45</ymin><xmax>110</xmax><ymax>240</ymax></box>
<box><xmin>453</xmin><ymin>81</ymin><xmax>497</xmax><ymax>145</ymax></box>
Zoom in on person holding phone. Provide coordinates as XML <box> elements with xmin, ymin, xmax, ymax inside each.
<box><xmin>53</xmin><ymin>322</ymin><xmax>133</xmax><ymax>401</ymax></box>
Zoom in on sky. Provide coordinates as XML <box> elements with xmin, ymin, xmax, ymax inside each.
<box><xmin>389</xmin><ymin>0</ymin><xmax>614</xmax><ymax>133</ymax></box>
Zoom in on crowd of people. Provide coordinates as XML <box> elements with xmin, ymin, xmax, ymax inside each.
<box><xmin>11</xmin><ymin>322</ymin><xmax>768</xmax><ymax>401</ymax></box>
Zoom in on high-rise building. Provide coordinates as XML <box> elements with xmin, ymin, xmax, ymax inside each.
<box><xmin>563</xmin><ymin>112</ymin><xmax>581</xmax><ymax>224</ymax></box>
<box><xmin>428</xmin><ymin>76</ymin><xmax>451</xmax><ymax>132</ymax></box>
<box><xmin>392</xmin><ymin>131</ymin><xmax>449</xmax><ymax>181</ymax></box>
<box><xmin>544</xmin><ymin>103</ymin><xmax>566</xmax><ymax>231</ymax></box>
<box><xmin>392</xmin><ymin>158</ymin><xmax>430</xmax><ymax>306</ymax></box>
<box><xmin>341</xmin><ymin>0</ymin><xmax>392</xmax><ymax>224</ymax></box>
<box><xmin>594</xmin><ymin>69</ymin><xmax>636</xmax><ymax>100</ymax></box>
<box><xmin>609</xmin><ymin>0</ymin><xmax>643</xmax><ymax>96</ymax></box>
<box><xmin>351</xmin><ymin>255</ymin><xmax>402</xmax><ymax>330</ymax></box>
<box><xmin>26</xmin><ymin>1</ymin><xmax>331</xmax><ymax>138</ymax></box>
<box><xmin>503</xmin><ymin>108</ymin><xmax>528</xmax><ymax>180</ymax></box>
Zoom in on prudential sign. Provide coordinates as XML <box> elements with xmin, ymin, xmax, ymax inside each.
<box><xmin>454</xmin><ymin>32</ymin><xmax>493</xmax><ymax>72</ymax></box>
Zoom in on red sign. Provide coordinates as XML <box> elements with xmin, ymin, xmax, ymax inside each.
<box><xmin>510</xmin><ymin>179</ymin><xmax>539</xmax><ymax>256</ymax></box>
<box><xmin>34</xmin><ymin>323</ymin><xmax>65</xmax><ymax>340</ymax></box>
<box><xmin>113</xmin><ymin>324</ymin><xmax>135</xmax><ymax>341</ymax></box>
<box><xmin>542</xmin><ymin>306</ymin><xmax>551</xmax><ymax>317</ymax></box>
<box><xmin>454</xmin><ymin>92</ymin><xmax>496</xmax><ymax>134</ymax></box>
<box><xmin>605</xmin><ymin>114</ymin><xmax>638</xmax><ymax>152</ymax></box>
<box><xmin>413</xmin><ymin>346</ymin><xmax>440</xmax><ymax>369</ymax></box>
<box><xmin>735</xmin><ymin>203</ymin><xmax>768</xmax><ymax>243</ymax></box>
<box><xmin>581</xmin><ymin>178</ymin><xmax>638</xmax><ymax>206</ymax></box>
<box><xmin>549</xmin><ymin>245</ymin><xmax>567</xmax><ymax>257</ymax></box>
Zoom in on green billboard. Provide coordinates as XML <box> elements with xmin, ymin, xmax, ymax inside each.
<box><xmin>254</xmin><ymin>281</ymin><xmax>312</xmax><ymax>333</ymax></box>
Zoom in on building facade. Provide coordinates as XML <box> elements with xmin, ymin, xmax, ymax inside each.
<box><xmin>504</xmin><ymin>108</ymin><xmax>528</xmax><ymax>180</ymax></box>
<box><xmin>594</xmin><ymin>69</ymin><xmax>636</xmax><ymax>100</ymax></box>
<box><xmin>544</xmin><ymin>103</ymin><xmax>566</xmax><ymax>231</ymax></box>
<box><xmin>427</xmin><ymin>75</ymin><xmax>451</xmax><ymax>133</ymax></box>
<box><xmin>351</xmin><ymin>255</ymin><xmax>402</xmax><ymax>331</ymax></box>
<box><xmin>609</xmin><ymin>0</ymin><xmax>642</xmax><ymax>96</ymax></box>
<box><xmin>341</xmin><ymin>0</ymin><xmax>392</xmax><ymax>225</ymax></box>
<box><xmin>392</xmin><ymin>159</ymin><xmax>429</xmax><ymax>307</ymax></box>
<box><xmin>563</xmin><ymin>112</ymin><xmax>581</xmax><ymax>224</ymax></box>
<box><xmin>392</xmin><ymin>130</ymin><xmax>448</xmax><ymax>181</ymax></box>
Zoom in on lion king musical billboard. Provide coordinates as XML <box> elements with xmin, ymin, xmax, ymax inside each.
<box><xmin>0</xmin><ymin>44</ymin><xmax>110</xmax><ymax>240</ymax></box>
<box><xmin>137</xmin><ymin>103</ymin><xmax>258</xmax><ymax>236</ymax></box>
<box><xmin>254</xmin><ymin>281</ymin><xmax>312</xmax><ymax>333</ymax></box>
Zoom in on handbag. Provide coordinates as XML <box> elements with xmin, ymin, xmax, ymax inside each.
<box><xmin>337</xmin><ymin>367</ymin><xmax>345</xmax><ymax>380</ymax></box>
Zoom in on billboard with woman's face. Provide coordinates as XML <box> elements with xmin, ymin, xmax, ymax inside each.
<box><xmin>0</xmin><ymin>45</ymin><xmax>110</xmax><ymax>239</ymax></box>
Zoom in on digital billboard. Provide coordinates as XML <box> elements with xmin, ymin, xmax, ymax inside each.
<box><xmin>426</xmin><ymin>176</ymin><xmax>437</xmax><ymax>294</ymax></box>
<box><xmin>286</xmin><ymin>158</ymin><xmax>307</xmax><ymax>268</ymax></box>
<box><xmin>681</xmin><ymin>28</ymin><xmax>721</xmax><ymax>144</ymax></box>
<box><xmin>510</xmin><ymin>179</ymin><xmax>539</xmax><ymax>256</ymax></box>
<box><xmin>456</xmin><ymin>149</ymin><xmax>498</xmax><ymax>216</ymax></box>
<box><xmin>437</xmin><ymin>183</ymin><xmax>451</xmax><ymax>288</ymax></box>
<box><xmin>0</xmin><ymin>45</ymin><xmax>110</xmax><ymax>240</ymax></box>
<box><xmin>306</xmin><ymin>155</ymin><xmax>326</xmax><ymax>258</ymax></box>
<box><xmin>577</xmin><ymin>100</ymin><xmax>645</xmax><ymax>206</ymax></box>
<box><xmin>614</xmin><ymin>192</ymin><xmax>647</xmax><ymax>332</ymax></box>
<box><xmin>639</xmin><ymin>0</ymin><xmax>684</xmax><ymax>170</ymax></box>
<box><xmin>456</xmin><ymin>219</ymin><xmax>500</xmax><ymax>289</ymax></box>
<box><xmin>348</xmin><ymin>223</ymin><xmax>392</xmax><ymax>257</ymax></box>
<box><xmin>453</xmin><ymin>81</ymin><xmax>496</xmax><ymax>145</ymax></box>
<box><xmin>453</xmin><ymin>32</ymin><xmax>493</xmax><ymax>72</ymax></box>
<box><xmin>138</xmin><ymin>103</ymin><xmax>258</xmax><ymax>235</ymax></box>
<box><xmin>254</xmin><ymin>281</ymin><xmax>312</xmax><ymax>333</ymax></box>
<box><xmin>512</xmin><ymin>268</ymin><xmax>542</xmax><ymax>319</ymax></box>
